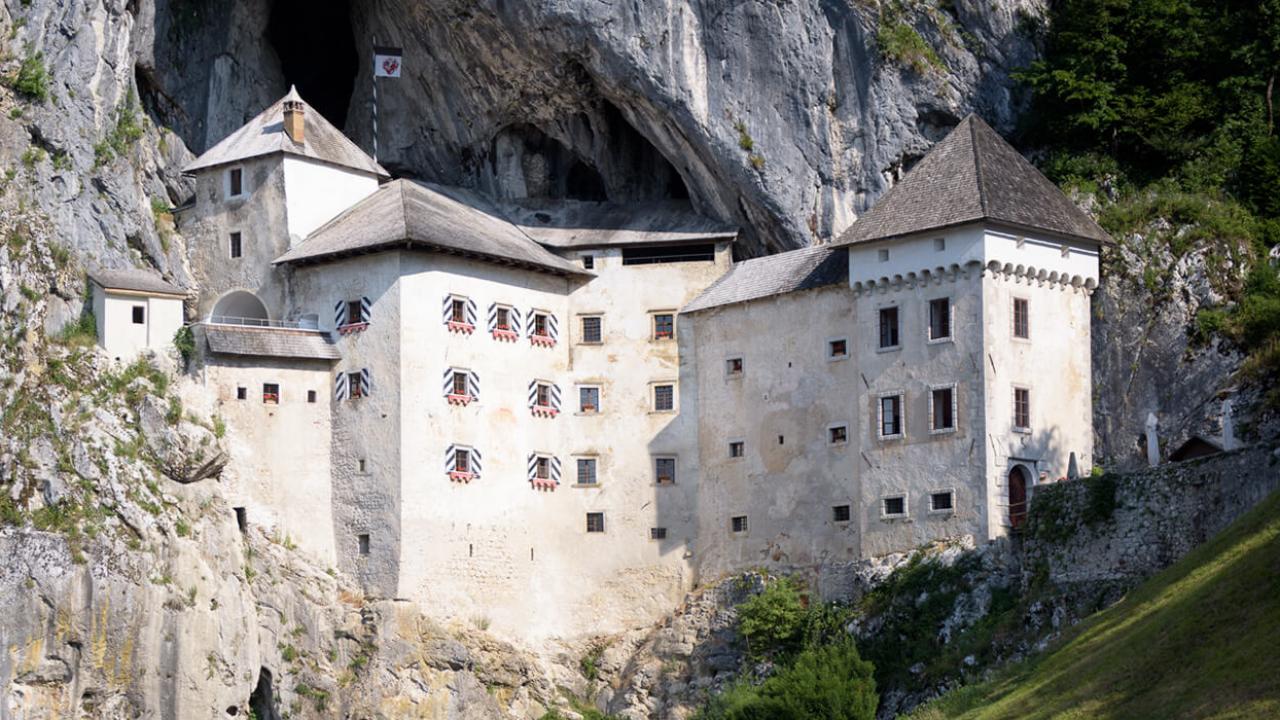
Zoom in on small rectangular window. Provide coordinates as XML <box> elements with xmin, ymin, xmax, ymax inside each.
<box><xmin>581</xmin><ymin>316</ymin><xmax>602</xmax><ymax>343</ymax></box>
<box><xmin>622</xmin><ymin>244</ymin><xmax>715</xmax><ymax>265</ymax></box>
<box><xmin>828</xmin><ymin>338</ymin><xmax>848</xmax><ymax>359</ymax></box>
<box><xmin>586</xmin><ymin>512</ymin><xmax>605</xmax><ymax>533</ymax></box>
<box><xmin>450</xmin><ymin>298</ymin><xmax>466</xmax><ymax>324</ymax></box>
<box><xmin>928</xmin><ymin>298</ymin><xmax>951</xmax><ymax>341</ymax></box>
<box><xmin>1013</xmin><ymin>298</ymin><xmax>1030</xmax><ymax>339</ymax></box>
<box><xmin>357</xmin><ymin>533</ymin><xmax>370</xmax><ymax>556</ymax></box>
<box><xmin>346</xmin><ymin>300</ymin><xmax>363</xmax><ymax>326</ymax></box>
<box><xmin>882</xmin><ymin>496</ymin><xmax>906</xmax><ymax>518</ymax></box>
<box><xmin>535</xmin><ymin>456</ymin><xmax>550</xmax><ymax>480</ymax></box>
<box><xmin>828</xmin><ymin>424</ymin><xmax>848</xmax><ymax>444</ymax></box>
<box><xmin>262</xmin><ymin>383</ymin><xmax>279</xmax><ymax>404</ymax></box>
<box><xmin>579</xmin><ymin>386</ymin><xmax>600</xmax><ymax>413</ymax></box>
<box><xmin>577</xmin><ymin>457</ymin><xmax>597</xmax><ymax>485</ymax></box>
<box><xmin>726</xmin><ymin>357</ymin><xmax>744</xmax><ymax>376</ymax></box>
<box><xmin>228</xmin><ymin>167</ymin><xmax>243</xmax><ymax>197</ymax></box>
<box><xmin>653</xmin><ymin>313</ymin><xmax>675</xmax><ymax>340</ymax></box>
<box><xmin>452</xmin><ymin>371</ymin><xmax>468</xmax><ymax>397</ymax></box>
<box><xmin>833</xmin><ymin>505</ymin><xmax>851</xmax><ymax>522</ymax></box>
<box><xmin>930</xmin><ymin>491</ymin><xmax>955</xmax><ymax>512</ymax></box>
<box><xmin>131</xmin><ymin>305</ymin><xmax>145</xmax><ymax>324</ymax></box>
<box><xmin>654</xmin><ymin>457</ymin><xmax>676</xmax><ymax>485</ymax></box>
<box><xmin>731</xmin><ymin>515</ymin><xmax>748</xmax><ymax>533</ymax></box>
<box><xmin>357</xmin><ymin>458</ymin><xmax>366</xmax><ymax>473</ymax></box>
<box><xmin>653</xmin><ymin>384</ymin><xmax>674</xmax><ymax>412</ymax></box>
<box><xmin>878</xmin><ymin>307</ymin><xmax>899</xmax><ymax>349</ymax></box>
<box><xmin>348</xmin><ymin>372</ymin><xmax>364</xmax><ymax>399</ymax></box>
<box><xmin>582</xmin><ymin>255</ymin><xmax>595</xmax><ymax>269</ymax></box>
<box><xmin>229</xmin><ymin>232</ymin><xmax>242</xmax><ymax>259</ymax></box>
<box><xmin>877</xmin><ymin>248</ymin><xmax>890</xmax><ymax>262</ymax></box>
<box><xmin>533</xmin><ymin>313</ymin><xmax>549</xmax><ymax>337</ymax></box>
<box><xmin>729</xmin><ymin>440</ymin><xmax>745</xmax><ymax>458</ymax></box>
<box><xmin>649</xmin><ymin>527</ymin><xmax>667</xmax><ymax>540</ymax></box>
<box><xmin>495</xmin><ymin>306</ymin><xmax>510</xmax><ymax>329</ymax></box>
<box><xmin>1014</xmin><ymin>387</ymin><xmax>1031</xmax><ymax>431</ymax></box>
<box><xmin>536</xmin><ymin>383</ymin><xmax>551</xmax><ymax>408</ymax></box>
<box><xmin>933</xmin><ymin>237</ymin><xmax>946</xmax><ymax>252</ymax></box>
<box><xmin>455</xmin><ymin>449</ymin><xmax>471</xmax><ymax>474</ymax></box>
<box><xmin>931</xmin><ymin>387</ymin><xmax>955</xmax><ymax>432</ymax></box>
<box><xmin>307</xmin><ymin>390</ymin><xmax>317</xmax><ymax>403</ymax></box>
<box><xmin>879</xmin><ymin>394</ymin><xmax>903</xmax><ymax>438</ymax></box>
<box><xmin>236</xmin><ymin>387</ymin><xmax>247</xmax><ymax>401</ymax></box>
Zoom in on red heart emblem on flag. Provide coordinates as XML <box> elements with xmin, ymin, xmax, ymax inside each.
<box><xmin>382</xmin><ymin>58</ymin><xmax>399</xmax><ymax>75</ymax></box>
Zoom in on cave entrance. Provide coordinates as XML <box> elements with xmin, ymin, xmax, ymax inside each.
<box><xmin>249</xmin><ymin>667</ymin><xmax>280</xmax><ymax>720</ymax></box>
<box><xmin>266</xmin><ymin>0</ymin><xmax>358</xmax><ymax>129</ymax></box>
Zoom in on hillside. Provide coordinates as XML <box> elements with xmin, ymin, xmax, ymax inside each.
<box><xmin>905</xmin><ymin>488</ymin><xmax>1280</xmax><ymax>720</ymax></box>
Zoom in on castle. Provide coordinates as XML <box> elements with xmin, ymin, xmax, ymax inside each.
<box><xmin>98</xmin><ymin>88</ymin><xmax>1108</xmax><ymax>639</ymax></box>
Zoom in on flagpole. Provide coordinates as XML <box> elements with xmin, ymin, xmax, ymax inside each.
<box><xmin>372</xmin><ymin>38</ymin><xmax>379</xmax><ymax>163</ymax></box>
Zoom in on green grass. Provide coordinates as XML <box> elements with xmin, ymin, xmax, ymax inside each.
<box><xmin>904</xmin><ymin>489</ymin><xmax>1280</xmax><ymax>720</ymax></box>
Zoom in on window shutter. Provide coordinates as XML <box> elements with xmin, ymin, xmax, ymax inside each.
<box><xmin>550</xmin><ymin>383</ymin><xmax>561</xmax><ymax>412</ymax></box>
<box><xmin>468</xmin><ymin>370</ymin><xmax>480</xmax><ymax>401</ymax></box>
<box><xmin>470</xmin><ymin>447</ymin><xmax>482</xmax><ymax>476</ymax></box>
<box><xmin>526</xmin><ymin>453</ymin><xmax>537</xmax><ymax>481</ymax></box>
<box><xmin>547</xmin><ymin>313</ymin><xmax>559</xmax><ymax>341</ymax></box>
<box><xmin>527</xmin><ymin>380</ymin><xmax>537</xmax><ymax>409</ymax></box>
<box><xmin>360</xmin><ymin>296</ymin><xmax>372</xmax><ymax>324</ymax></box>
<box><xmin>334</xmin><ymin>300</ymin><xmax>347</xmax><ymax>327</ymax></box>
<box><xmin>465</xmin><ymin>298</ymin><xmax>478</xmax><ymax>327</ymax></box>
<box><xmin>550</xmin><ymin>456</ymin><xmax>561</xmax><ymax>485</ymax></box>
<box><xmin>360</xmin><ymin>368</ymin><xmax>371</xmax><ymax>397</ymax></box>
<box><xmin>441</xmin><ymin>368</ymin><xmax>453</xmax><ymax>396</ymax></box>
<box><xmin>510</xmin><ymin>307</ymin><xmax>523</xmax><ymax>336</ymax></box>
<box><xmin>486</xmin><ymin>303</ymin><xmax>497</xmax><ymax>332</ymax></box>
<box><xmin>441</xmin><ymin>295</ymin><xmax>453</xmax><ymax>325</ymax></box>
<box><xmin>446</xmin><ymin>444</ymin><xmax>457</xmax><ymax>472</ymax></box>
<box><xmin>333</xmin><ymin>372</ymin><xmax>348</xmax><ymax>401</ymax></box>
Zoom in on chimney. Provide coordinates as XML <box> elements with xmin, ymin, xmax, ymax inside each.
<box><xmin>283</xmin><ymin>86</ymin><xmax>305</xmax><ymax>144</ymax></box>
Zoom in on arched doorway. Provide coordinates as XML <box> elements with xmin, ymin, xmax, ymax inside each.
<box><xmin>1008</xmin><ymin>466</ymin><xmax>1029</xmax><ymax>530</ymax></box>
<box><xmin>211</xmin><ymin>290</ymin><xmax>269</xmax><ymax>325</ymax></box>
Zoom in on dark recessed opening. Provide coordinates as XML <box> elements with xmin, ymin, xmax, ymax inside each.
<box><xmin>567</xmin><ymin>160</ymin><xmax>608</xmax><ymax>201</ymax></box>
<box><xmin>234</xmin><ymin>507</ymin><xmax>247</xmax><ymax>534</ymax></box>
<box><xmin>267</xmin><ymin>0</ymin><xmax>357</xmax><ymax>129</ymax></box>
<box><xmin>248</xmin><ymin>667</ymin><xmax>279</xmax><ymax>720</ymax></box>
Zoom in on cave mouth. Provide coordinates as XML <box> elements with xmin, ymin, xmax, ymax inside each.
<box><xmin>266</xmin><ymin>0</ymin><xmax>358</xmax><ymax>129</ymax></box>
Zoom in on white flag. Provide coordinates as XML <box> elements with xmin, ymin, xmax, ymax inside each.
<box><xmin>374</xmin><ymin>46</ymin><xmax>402</xmax><ymax>78</ymax></box>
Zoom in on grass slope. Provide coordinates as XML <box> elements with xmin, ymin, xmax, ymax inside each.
<box><xmin>906</xmin><ymin>489</ymin><xmax>1280</xmax><ymax>720</ymax></box>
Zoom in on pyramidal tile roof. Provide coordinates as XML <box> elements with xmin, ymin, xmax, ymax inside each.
<box><xmin>273</xmin><ymin>179</ymin><xmax>588</xmax><ymax>276</ymax></box>
<box><xmin>836</xmin><ymin>114</ymin><xmax>1111</xmax><ymax>246</ymax></box>
<box><xmin>183</xmin><ymin>87</ymin><xmax>388</xmax><ymax>178</ymax></box>
<box><xmin>682</xmin><ymin>245</ymin><xmax>847</xmax><ymax>314</ymax></box>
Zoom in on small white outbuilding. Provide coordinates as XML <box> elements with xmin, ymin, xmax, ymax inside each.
<box><xmin>90</xmin><ymin>268</ymin><xmax>187</xmax><ymax>361</ymax></box>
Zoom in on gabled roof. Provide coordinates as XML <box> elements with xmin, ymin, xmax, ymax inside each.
<box><xmin>273</xmin><ymin>180</ymin><xmax>588</xmax><ymax>276</ymax></box>
<box><xmin>90</xmin><ymin>268</ymin><xmax>187</xmax><ymax>297</ymax></box>
<box><xmin>204</xmin><ymin>325</ymin><xmax>340</xmax><ymax>361</ymax></box>
<box><xmin>682</xmin><ymin>246</ymin><xmax>847</xmax><ymax>314</ymax></box>
<box><xmin>183</xmin><ymin>87</ymin><xmax>388</xmax><ymax>178</ymax></box>
<box><xmin>499</xmin><ymin>200</ymin><xmax>738</xmax><ymax>248</ymax></box>
<box><xmin>836</xmin><ymin>114</ymin><xmax>1111</xmax><ymax>247</ymax></box>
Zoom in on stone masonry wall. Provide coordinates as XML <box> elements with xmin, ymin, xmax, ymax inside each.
<box><xmin>1023</xmin><ymin>444</ymin><xmax>1280</xmax><ymax>591</ymax></box>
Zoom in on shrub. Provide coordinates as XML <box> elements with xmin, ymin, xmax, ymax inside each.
<box><xmin>57</xmin><ymin>312</ymin><xmax>97</xmax><ymax>347</ymax></box>
<box><xmin>876</xmin><ymin>21</ymin><xmax>942</xmax><ymax>74</ymax></box>
<box><xmin>695</xmin><ymin>642</ymin><xmax>877</xmax><ymax>720</ymax></box>
<box><xmin>173</xmin><ymin>325</ymin><xmax>194</xmax><ymax>364</ymax></box>
<box><xmin>737</xmin><ymin>577</ymin><xmax>806</xmax><ymax>660</ymax></box>
<box><xmin>12</xmin><ymin>52</ymin><xmax>48</xmax><ymax>102</ymax></box>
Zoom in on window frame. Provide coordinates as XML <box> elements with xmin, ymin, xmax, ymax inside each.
<box><xmin>307</xmin><ymin>390</ymin><xmax>317</xmax><ymax>404</ymax></box>
<box><xmin>531</xmin><ymin>311</ymin><xmax>550</xmax><ymax>338</ymax></box>
<box><xmin>225</xmin><ymin>166</ymin><xmax>245</xmax><ymax>199</ymax></box>
<box><xmin>348</xmin><ymin>371</ymin><xmax>365</xmax><ymax>399</ymax></box>
<box><xmin>653</xmin><ymin>456</ymin><xmax>677</xmax><ymax>486</ymax></box>
<box><xmin>927</xmin><ymin>297</ymin><xmax>953</xmax><ymax>343</ymax></box>
<box><xmin>827</xmin><ymin>337</ymin><xmax>849</xmax><ymax>361</ymax></box>
<box><xmin>262</xmin><ymin>382</ymin><xmax>280</xmax><ymax>405</ymax></box>
<box><xmin>579</xmin><ymin>314</ymin><xmax>603</xmax><ymax>344</ymax></box>
<box><xmin>1013</xmin><ymin>385</ymin><xmax>1032</xmax><ymax>433</ymax></box>
<box><xmin>1013</xmin><ymin>297</ymin><xmax>1030</xmax><ymax>340</ymax></box>
<box><xmin>877</xmin><ymin>391</ymin><xmax>905</xmax><ymax>440</ymax></box>
<box><xmin>730</xmin><ymin>515</ymin><xmax>749</xmax><ymax>534</ymax></box>
<box><xmin>881</xmin><ymin>494</ymin><xmax>908</xmax><ymax>519</ymax></box>
<box><xmin>582</xmin><ymin>254</ymin><xmax>595</xmax><ymax>270</ymax></box>
<box><xmin>229</xmin><ymin>231</ymin><xmax>243</xmax><ymax>259</ymax></box>
<box><xmin>586</xmin><ymin>512</ymin><xmax>605</xmax><ymax>534</ymax></box>
<box><xmin>649</xmin><ymin>527</ymin><xmax>667</xmax><ymax>540</ymax></box>
<box><xmin>832</xmin><ymin>504</ymin><xmax>852</xmax><ymax>523</ymax></box>
<box><xmin>574</xmin><ymin>455</ymin><xmax>599</xmax><ymax>486</ymax></box>
<box><xmin>728</xmin><ymin>439</ymin><xmax>745</xmax><ymax>459</ymax></box>
<box><xmin>651</xmin><ymin>382</ymin><xmax>676</xmax><ymax>413</ymax></box>
<box><xmin>651</xmin><ymin>311</ymin><xmax>676</xmax><ymax>341</ymax></box>
<box><xmin>877</xmin><ymin>305</ymin><xmax>900</xmax><ymax>351</ymax></box>
<box><xmin>929</xmin><ymin>383</ymin><xmax>958</xmax><ymax>435</ymax></box>
<box><xmin>725</xmin><ymin>356</ymin><xmax>744</xmax><ymax>378</ymax></box>
<box><xmin>576</xmin><ymin>384</ymin><xmax>601</xmax><ymax>414</ymax></box>
<box><xmin>535</xmin><ymin>382</ymin><xmax>552</xmax><ymax>409</ymax></box>
<box><xmin>236</xmin><ymin>386</ymin><xmax>247</xmax><ymax>401</ymax></box>
<box><xmin>929</xmin><ymin>489</ymin><xmax>956</xmax><ymax>514</ymax></box>
<box><xmin>131</xmin><ymin>305</ymin><xmax>146</xmax><ymax>325</ymax></box>
<box><xmin>827</xmin><ymin>423</ymin><xmax>849</xmax><ymax>446</ymax></box>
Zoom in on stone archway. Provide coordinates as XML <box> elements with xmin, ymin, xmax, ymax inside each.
<box><xmin>211</xmin><ymin>290</ymin><xmax>269</xmax><ymax>325</ymax></box>
<box><xmin>1008</xmin><ymin>465</ymin><xmax>1029</xmax><ymax>530</ymax></box>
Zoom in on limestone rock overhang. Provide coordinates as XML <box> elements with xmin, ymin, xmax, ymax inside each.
<box><xmin>202</xmin><ymin>324</ymin><xmax>341</xmax><ymax>361</ymax></box>
<box><xmin>834</xmin><ymin>114</ymin><xmax>1113</xmax><ymax>249</ymax></box>
<box><xmin>498</xmin><ymin>199</ymin><xmax>738</xmax><ymax>250</ymax></box>
<box><xmin>682</xmin><ymin>245</ymin><xmax>847</xmax><ymax>314</ymax></box>
<box><xmin>182</xmin><ymin>87</ymin><xmax>389</xmax><ymax>179</ymax></box>
<box><xmin>272</xmin><ymin>179</ymin><xmax>592</xmax><ymax>277</ymax></box>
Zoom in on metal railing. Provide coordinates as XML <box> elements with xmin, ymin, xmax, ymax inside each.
<box><xmin>205</xmin><ymin>315</ymin><xmax>321</xmax><ymax>331</ymax></box>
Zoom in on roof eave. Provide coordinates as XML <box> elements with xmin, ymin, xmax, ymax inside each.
<box><xmin>275</xmin><ymin>238</ymin><xmax>591</xmax><ymax>277</ymax></box>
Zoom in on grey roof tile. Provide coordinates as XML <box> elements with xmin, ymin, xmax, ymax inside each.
<box><xmin>682</xmin><ymin>246</ymin><xmax>847</xmax><ymax>313</ymax></box>
<box><xmin>204</xmin><ymin>325</ymin><xmax>340</xmax><ymax>360</ymax></box>
<box><xmin>183</xmin><ymin>87</ymin><xmax>388</xmax><ymax>178</ymax></box>
<box><xmin>90</xmin><ymin>268</ymin><xmax>187</xmax><ymax>296</ymax></box>
<box><xmin>836</xmin><ymin>115</ymin><xmax>1111</xmax><ymax>246</ymax></box>
<box><xmin>499</xmin><ymin>200</ymin><xmax>738</xmax><ymax>248</ymax></box>
<box><xmin>273</xmin><ymin>179</ymin><xmax>588</xmax><ymax>276</ymax></box>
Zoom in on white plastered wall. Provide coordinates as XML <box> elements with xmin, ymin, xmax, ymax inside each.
<box><xmin>280</xmin><ymin>156</ymin><xmax>381</xmax><ymax>243</ymax></box>
<box><xmin>95</xmin><ymin>288</ymin><xmax>184</xmax><ymax>361</ymax></box>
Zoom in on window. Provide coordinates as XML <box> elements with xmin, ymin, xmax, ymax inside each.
<box><xmin>731</xmin><ymin>515</ymin><xmax>748</xmax><ymax>533</ymax></box>
<box><xmin>262</xmin><ymin>383</ymin><xmax>279</xmax><ymax>404</ymax></box>
<box><xmin>930</xmin><ymin>491</ymin><xmax>955</xmax><ymax>512</ymax></box>
<box><xmin>576</xmin><ymin>457</ymin><xmax>598</xmax><ymax>485</ymax></box>
<box><xmin>535</xmin><ymin>383</ymin><xmax>551</xmax><ymax>408</ymax></box>
<box><xmin>227</xmin><ymin>167</ymin><xmax>243</xmax><ymax>197</ymax></box>
<box><xmin>928</xmin><ymin>298</ymin><xmax>951</xmax><ymax>341</ymax></box>
<box><xmin>582</xmin><ymin>255</ymin><xmax>595</xmax><ymax>269</ymax></box>
<box><xmin>882</xmin><ymin>496</ymin><xmax>906</xmax><ymax>517</ymax></box>
<box><xmin>450</xmin><ymin>298</ymin><xmax>466</xmax><ymax>324</ymax></box>
<box><xmin>649</xmin><ymin>527</ymin><xmax>667</xmax><ymax>540</ymax></box>
<box><xmin>578</xmin><ymin>385</ymin><xmax>600</xmax><ymax>413</ymax></box>
<box><xmin>654</xmin><ymin>457</ymin><xmax>676</xmax><ymax>485</ymax></box>
<box><xmin>586</xmin><ymin>512</ymin><xmax>605</xmax><ymax>533</ymax></box>
<box><xmin>535</xmin><ymin>456</ymin><xmax>550</xmax><ymax>480</ymax></box>
<box><xmin>230</xmin><ymin>232</ymin><xmax>242</xmax><ymax>259</ymax></box>
<box><xmin>348</xmin><ymin>372</ymin><xmax>364</xmax><ymax>399</ymax></box>
<box><xmin>532</xmin><ymin>312</ymin><xmax>549</xmax><ymax>337</ymax></box>
<box><xmin>495</xmin><ymin>306</ymin><xmax>510</xmax><ymax>330</ymax></box>
<box><xmin>455</xmin><ymin>449</ymin><xmax>471</xmax><ymax>474</ymax></box>
<box><xmin>1013</xmin><ymin>298</ymin><xmax>1030</xmax><ymax>339</ymax></box>
<box><xmin>622</xmin><ymin>243</ymin><xmax>715</xmax><ymax>265</ymax></box>
<box><xmin>726</xmin><ymin>357</ymin><xmax>744</xmax><ymax>376</ymax></box>
<box><xmin>833</xmin><ymin>505</ymin><xmax>851</xmax><ymax>522</ymax></box>
<box><xmin>236</xmin><ymin>387</ymin><xmax>247</xmax><ymax>401</ymax></box>
<box><xmin>877</xmin><ymin>248</ymin><xmax>890</xmax><ymax>262</ymax></box>
<box><xmin>878</xmin><ymin>307</ymin><xmax>899</xmax><ymax>349</ymax></box>
<box><xmin>131</xmin><ymin>306</ymin><xmax>145</xmax><ymax>324</ymax></box>
<box><xmin>828</xmin><ymin>424</ymin><xmax>848</xmax><ymax>444</ymax></box>
<box><xmin>828</xmin><ymin>338</ymin><xmax>848</xmax><ymax>359</ymax></box>
<box><xmin>653</xmin><ymin>384</ymin><xmax>675</xmax><ymax>412</ymax></box>
<box><xmin>1013</xmin><ymin>387</ymin><xmax>1031</xmax><ymax>431</ymax></box>
<box><xmin>729</xmin><ymin>440</ymin><xmax>745</xmax><ymax>458</ymax></box>
<box><xmin>879</xmin><ymin>394</ymin><xmax>903</xmax><ymax>438</ymax></box>
<box><xmin>346</xmin><ymin>300</ymin><xmax>363</xmax><ymax>326</ymax></box>
<box><xmin>931</xmin><ymin>386</ymin><xmax>956</xmax><ymax>433</ymax></box>
<box><xmin>452</xmin><ymin>371</ymin><xmax>468</xmax><ymax>397</ymax></box>
<box><xmin>357</xmin><ymin>533</ymin><xmax>370</xmax><ymax>555</ymax></box>
<box><xmin>933</xmin><ymin>237</ymin><xmax>946</xmax><ymax>251</ymax></box>
<box><xmin>357</xmin><ymin>459</ymin><xmax>366</xmax><ymax>473</ymax></box>
<box><xmin>581</xmin><ymin>316</ymin><xmax>602</xmax><ymax>343</ymax></box>
<box><xmin>653</xmin><ymin>313</ymin><xmax>675</xmax><ymax>340</ymax></box>
<box><xmin>307</xmin><ymin>390</ymin><xmax>317</xmax><ymax>403</ymax></box>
